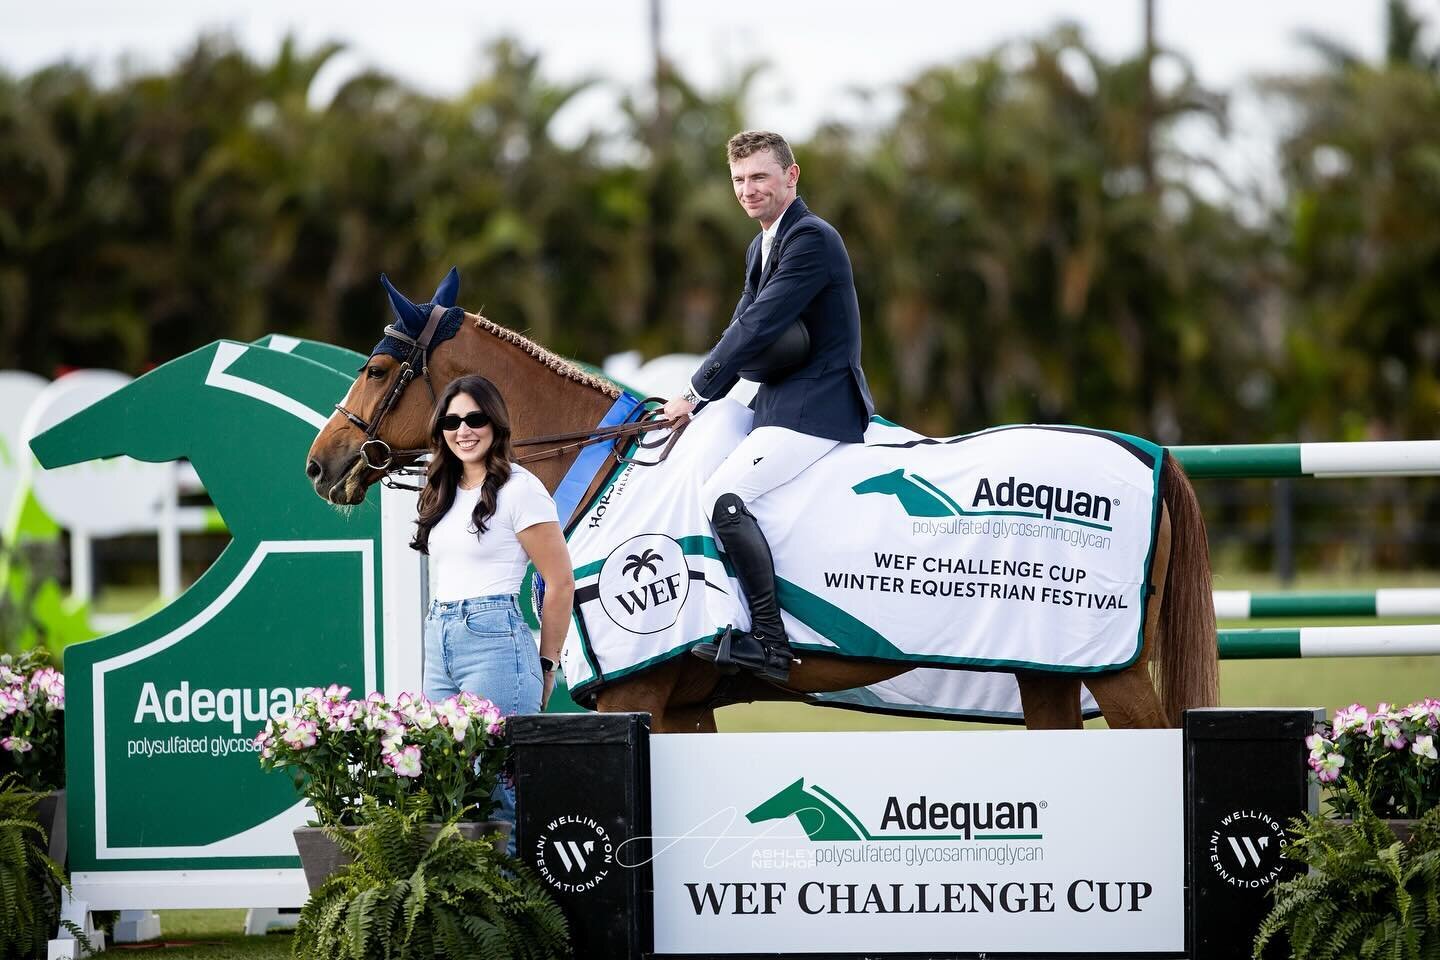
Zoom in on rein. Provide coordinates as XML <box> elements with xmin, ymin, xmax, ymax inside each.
<box><xmin>335</xmin><ymin>308</ymin><xmax>687</xmax><ymax>491</ymax></box>
<box><xmin>515</xmin><ymin>403</ymin><xmax>686</xmax><ymax>467</ymax></box>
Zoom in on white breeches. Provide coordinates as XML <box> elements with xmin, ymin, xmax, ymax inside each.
<box><xmin>700</xmin><ymin>426</ymin><xmax>840</xmax><ymax>512</ymax></box>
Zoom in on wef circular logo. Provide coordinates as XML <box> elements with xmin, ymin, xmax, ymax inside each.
<box><xmin>598</xmin><ymin>534</ymin><xmax>692</xmax><ymax>635</ymax></box>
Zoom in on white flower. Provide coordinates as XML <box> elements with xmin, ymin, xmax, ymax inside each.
<box><xmin>1413</xmin><ymin>735</ymin><xmax>1438</xmax><ymax>761</ymax></box>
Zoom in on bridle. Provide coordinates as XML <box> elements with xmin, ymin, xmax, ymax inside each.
<box><xmin>332</xmin><ymin>305</ymin><xmax>448</xmax><ymax>482</ymax></box>
<box><xmin>333</xmin><ymin>305</ymin><xmax>686</xmax><ymax>492</ymax></box>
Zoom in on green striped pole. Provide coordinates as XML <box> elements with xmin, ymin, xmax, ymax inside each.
<box><xmin>1171</xmin><ymin>441</ymin><xmax>1440</xmax><ymax>478</ymax></box>
<box><xmin>1219</xmin><ymin>625</ymin><xmax>1440</xmax><ymax>659</ymax></box>
<box><xmin>1214</xmin><ymin>589</ymin><xmax>1440</xmax><ymax>619</ymax></box>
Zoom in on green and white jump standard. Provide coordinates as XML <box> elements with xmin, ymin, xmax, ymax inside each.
<box><xmin>1214</xmin><ymin>588</ymin><xmax>1440</xmax><ymax>619</ymax></box>
<box><xmin>1171</xmin><ymin>440</ymin><xmax>1440</xmax><ymax>478</ymax></box>
<box><xmin>1219</xmin><ymin>624</ymin><xmax>1440</xmax><ymax>659</ymax></box>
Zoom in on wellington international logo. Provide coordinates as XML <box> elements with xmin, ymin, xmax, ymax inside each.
<box><xmin>853</xmin><ymin>469</ymin><xmax>1115</xmax><ymax>531</ymax></box>
<box><xmin>748</xmin><ymin>778</ymin><xmax>1046</xmax><ymax>842</ymax></box>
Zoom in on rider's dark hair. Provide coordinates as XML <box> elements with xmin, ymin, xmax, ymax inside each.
<box><xmin>410</xmin><ymin>375</ymin><xmax>515</xmax><ymax>554</ymax></box>
<box><xmin>726</xmin><ymin>130</ymin><xmax>795</xmax><ymax>169</ymax></box>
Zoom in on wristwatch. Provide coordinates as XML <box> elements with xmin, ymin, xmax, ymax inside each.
<box><xmin>539</xmin><ymin>656</ymin><xmax>558</xmax><ymax>675</ymax></box>
<box><xmin>680</xmin><ymin>385</ymin><xmax>701</xmax><ymax>405</ymax></box>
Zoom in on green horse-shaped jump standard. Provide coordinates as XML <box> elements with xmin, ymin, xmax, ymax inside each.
<box><xmin>28</xmin><ymin>338</ymin><xmax>402</xmax><ymax>903</ymax></box>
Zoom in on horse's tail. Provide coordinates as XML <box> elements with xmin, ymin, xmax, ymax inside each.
<box><xmin>1156</xmin><ymin>452</ymin><xmax>1219</xmax><ymax>726</ymax></box>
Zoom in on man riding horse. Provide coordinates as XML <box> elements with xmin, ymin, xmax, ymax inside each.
<box><xmin>663</xmin><ymin>130</ymin><xmax>875</xmax><ymax>684</ymax></box>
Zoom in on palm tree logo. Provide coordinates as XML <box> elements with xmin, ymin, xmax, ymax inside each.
<box><xmin>621</xmin><ymin>548</ymin><xmax>662</xmax><ymax>581</ymax></box>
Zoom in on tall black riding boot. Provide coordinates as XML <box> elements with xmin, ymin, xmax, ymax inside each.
<box><xmin>690</xmin><ymin>493</ymin><xmax>796</xmax><ymax>683</ymax></box>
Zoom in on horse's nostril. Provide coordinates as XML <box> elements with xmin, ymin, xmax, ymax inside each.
<box><xmin>306</xmin><ymin>459</ymin><xmax>323</xmax><ymax>482</ymax></box>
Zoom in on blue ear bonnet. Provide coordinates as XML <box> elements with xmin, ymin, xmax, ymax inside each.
<box><xmin>369</xmin><ymin>267</ymin><xmax>466</xmax><ymax>361</ymax></box>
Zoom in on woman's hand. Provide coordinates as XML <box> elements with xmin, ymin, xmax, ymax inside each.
<box><xmin>518</xmin><ymin>520</ymin><xmax>575</xmax><ymax>711</ymax></box>
<box><xmin>541</xmin><ymin>671</ymin><xmax>557</xmax><ymax>711</ymax></box>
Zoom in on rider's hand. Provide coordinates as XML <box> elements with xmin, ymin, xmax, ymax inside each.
<box><xmin>661</xmin><ymin>395</ymin><xmax>697</xmax><ymax>421</ymax></box>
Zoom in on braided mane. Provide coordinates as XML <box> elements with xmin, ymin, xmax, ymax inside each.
<box><xmin>467</xmin><ymin>312</ymin><xmax>622</xmax><ymax>399</ymax></box>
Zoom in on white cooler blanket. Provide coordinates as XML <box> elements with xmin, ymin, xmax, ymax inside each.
<box><xmin>559</xmin><ymin>400</ymin><xmax>1164</xmax><ymax>721</ymax></box>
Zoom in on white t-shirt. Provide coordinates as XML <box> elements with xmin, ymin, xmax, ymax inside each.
<box><xmin>427</xmin><ymin>464</ymin><xmax>559</xmax><ymax>602</ymax></box>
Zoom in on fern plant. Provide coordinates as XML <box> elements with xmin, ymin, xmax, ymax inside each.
<box><xmin>293</xmin><ymin>795</ymin><xmax>569</xmax><ymax>960</ymax></box>
<box><xmin>1253</xmin><ymin>778</ymin><xmax>1440</xmax><ymax>959</ymax></box>
<box><xmin>0</xmin><ymin>773</ymin><xmax>84</xmax><ymax>959</ymax></box>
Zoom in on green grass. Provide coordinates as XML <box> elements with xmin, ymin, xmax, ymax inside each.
<box><xmin>116</xmin><ymin>910</ymin><xmax>292</xmax><ymax>958</ymax></box>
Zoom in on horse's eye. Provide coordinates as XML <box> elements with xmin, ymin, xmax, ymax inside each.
<box><xmin>367</xmin><ymin>367</ymin><xmax>385</xmax><ymax>380</ymax></box>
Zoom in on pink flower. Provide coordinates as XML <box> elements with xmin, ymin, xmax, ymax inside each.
<box><xmin>1</xmin><ymin>736</ymin><xmax>33</xmax><ymax>754</ymax></box>
<box><xmin>321</xmin><ymin>684</ymin><xmax>351</xmax><ymax>703</ymax></box>
<box><xmin>1405</xmin><ymin>699</ymin><xmax>1440</xmax><ymax>730</ymax></box>
<box><xmin>362</xmin><ymin>705</ymin><xmax>398</xmax><ymax>731</ymax></box>
<box><xmin>378</xmin><ymin>718</ymin><xmax>406</xmax><ymax>753</ymax></box>
<box><xmin>457</xmin><ymin>692</ymin><xmax>492</xmax><ymax>713</ymax></box>
<box><xmin>1314</xmin><ymin>751</ymin><xmax>1345</xmax><ymax>783</ymax></box>
<box><xmin>280</xmin><ymin>721</ymin><xmax>318</xmax><ymax>750</ymax></box>
<box><xmin>5</xmin><ymin>686</ymin><xmax>31</xmax><ymax>715</ymax></box>
<box><xmin>434</xmin><ymin>698</ymin><xmax>471</xmax><ymax>741</ymax></box>
<box><xmin>385</xmin><ymin>744</ymin><xmax>422</xmax><ymax>778</ymax></box>
<box><xmin>1332</xmin><ymin>703</ymin><xmax>1368</xmax><ymax>734</ymax></box>
<box><xmin>323</xmin><ymin>700</ymin><xmax>359</xmax><ymax>732</ymax></box>
<box><xmin>1378</xmin><ymin>719</ymin><xmax>1407</xmax><ymax>751</ymax></box>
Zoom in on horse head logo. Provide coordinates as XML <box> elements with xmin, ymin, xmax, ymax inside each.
<box><xmin>853</xmin><ymin>469</ymin><xmax>955</xmax><ymax>518</ymax></box>
<box><xmin>746</xmin><ymin>778</ymin><xmax>864</xmax><ymax>842</ymax></box>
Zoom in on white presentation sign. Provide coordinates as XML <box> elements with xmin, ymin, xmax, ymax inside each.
<box><xmin>649</xmin><ymin>730</ymin><xmax>1184</xmax><ymax>955</ymax></box>
<box><xmin>21</xmin><ymin>370</ymin><xmax>174</xmax><ymax>536</ymax></box>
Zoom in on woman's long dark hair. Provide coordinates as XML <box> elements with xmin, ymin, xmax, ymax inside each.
<box><xmin>410</xmin><ymin>375</ymin><xmax>516</xmax><ymax>554</ymax></box>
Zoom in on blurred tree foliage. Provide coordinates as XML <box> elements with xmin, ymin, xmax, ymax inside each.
<box><xmin>0</xmin><ymin>6</ymin><xmax>1437</xmax><ymax>450</ymax></box>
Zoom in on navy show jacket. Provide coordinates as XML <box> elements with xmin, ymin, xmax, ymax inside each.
<box><xmin>690</xmin><ymin>197</ymin><xmax>875</xmax><ymax>443</ymax></box>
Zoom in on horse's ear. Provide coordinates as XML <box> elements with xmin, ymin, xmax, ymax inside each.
<box><xmin>432</xmin><ymin>267</ymin><xmax>460</xmax><ymax>308</ymax></box>
<box><xmin>379</xmin><ymin>273</ymin><xmax>426</xmax><ymax>330</ymax></box>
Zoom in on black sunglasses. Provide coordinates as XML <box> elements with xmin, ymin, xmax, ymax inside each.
<box><xmin>437</xmin><ymin>412</ymin><xmax>491</xmax><ymax>432</ymax></box>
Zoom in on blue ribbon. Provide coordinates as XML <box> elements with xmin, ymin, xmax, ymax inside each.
<box><xmin>533</xmin><ymin>392</ymin><xmax>643</xmax><ymax>619</ymax></box>
<box><xmin>552</xmin><ymin>391</ymin><xmax>644</xmax><ymax>533</ymax></box>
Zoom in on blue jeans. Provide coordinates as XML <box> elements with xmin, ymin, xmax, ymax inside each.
<box><xmin>423</xmin><ymin>593</ymin><xmax>541</xmax><ymax>853</ymax></box>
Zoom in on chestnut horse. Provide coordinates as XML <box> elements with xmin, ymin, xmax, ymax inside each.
<box><xmin>306</xmin><ymin>281</ymin><xmax>1217</xmax><ymax>733</ymax></box>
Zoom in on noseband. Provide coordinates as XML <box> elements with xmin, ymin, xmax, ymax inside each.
<box><xmin>334</xmin><ymin>307</ymin><xmax>687</xmax><ymax>492</ymax></box>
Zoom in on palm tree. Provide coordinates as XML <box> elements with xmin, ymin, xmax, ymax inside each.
<box><xmin>1264</xmin><ymin>0</ymin><xmax>1440</xmax><ymax>443</ymax></box>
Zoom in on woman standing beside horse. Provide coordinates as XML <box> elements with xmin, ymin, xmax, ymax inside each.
<box><xmin>410</xmin><ymin>374</ymin><xmax>573</xmax><ymax>830</ymax></box>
